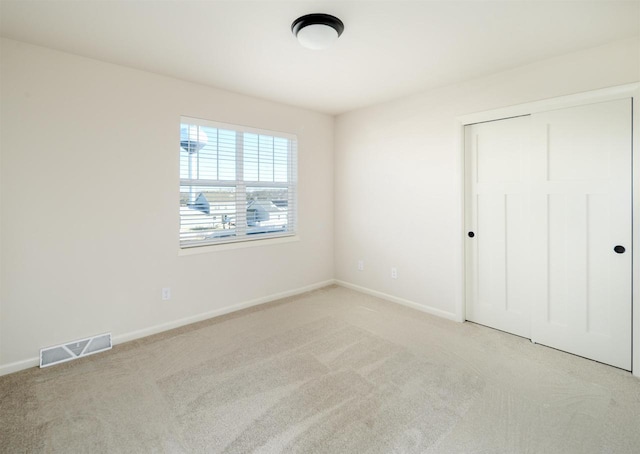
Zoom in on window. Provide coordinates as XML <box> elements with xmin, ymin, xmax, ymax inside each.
<box><xmin>179</xmin><ymin>117</ymin><xmax>297</xmax><ymax>248</ymax></box>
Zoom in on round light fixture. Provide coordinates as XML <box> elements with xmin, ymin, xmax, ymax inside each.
<box><xmin>291</xmin><ymin>13</ymin><xmax>344</xmax><ymax>50</ymax></box>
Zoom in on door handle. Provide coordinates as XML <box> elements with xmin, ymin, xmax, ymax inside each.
<box><xmin>468</xmin><ymin>231</ymin><xmax>475</xmax><ymax>238</ymax></box>
<box><xmin>614</xmin><ymin>245</ymin><xmax>626</xmax><ymax>254</ymax></box>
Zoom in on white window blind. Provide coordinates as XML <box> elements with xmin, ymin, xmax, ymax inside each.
<box><xmin>179</xmin><ymin>117</ymin><xmax>297</xmax><ymax>248</ymax></box>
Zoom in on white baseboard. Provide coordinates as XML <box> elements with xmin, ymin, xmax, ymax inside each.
<box><xmin>4</xmin><ymin>280</ymin><xmax>635</xmax><ymax>378</ymax></box>
<box><xmin>112</xmin><ymin>279</ymin><xmax>336</xmax><ymax>345</ymax></box>
<box><xmin>0</xmin><ymin>357</ymin><xmax>40</xmax><ymax>376</ymax></box>
<box><xmin>334</xmin><ymin>280</ymin><xmax>459</xmax><ymax>322</ymax></box>
<box><xmin>0</xmin><ymin>279</ymin><xmax>335</xmax><ymax>377</ymax></box>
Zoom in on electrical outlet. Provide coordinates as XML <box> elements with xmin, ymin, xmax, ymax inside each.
<box><xmin>358</xmin><ymin>260</ymin><xmax>364</xmax><ymax>271</ymax></box>
<box><xmin>391</xmin><ymin>267</ymin><xmax>398</xmax><ymax>279</ymax></box>
<box><xmin>162</xmin><ymin>287</ymin><xmax>171</xmax><ymax>300</ymax></box>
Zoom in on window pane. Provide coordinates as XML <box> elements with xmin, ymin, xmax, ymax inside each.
<box><xmin>246</xmin><ymin>187</ymin><xmax>289</xmax><ymax>236</ymax></box>
<box><xmin>274</xmin><ymin>137</ymin><xmax>289</xmax><ymax>183</ymax></box>
<box><xmin>180</xmin><ymin>186</ymin><xmax>236</xmax><ymax>245</ymax></box>
<box><xmin>218</xmin><ymin>129</ymin><xmax>236</xmax><ymax>181</ymax></box>
<box><xmin>180</xmin><ymin>124</ymin><xmax>236</xmax><ymax>181</ymax></box>
<box><xmin>198</xmin><ymin>126</ymin><xmax>218</xmax><ymax>180</ymax></box>
<box><xmin>258</xmin><ymin>135</ymin><xmax>274</xmax><ymax>182</ymax></box>
<box><xmin>243</xmin><ymin>133</ymin><xmax>259</xmax><ymax>181</ymax></box>
<box><xmin>244</xmin><ymin>133</ymin><xmax>289</xmax><ymax>183</ymax></box>
<box><xmin>180</xmin><ymin>124</ymin><xmax>209</xmax><ymax>179</ymax></box>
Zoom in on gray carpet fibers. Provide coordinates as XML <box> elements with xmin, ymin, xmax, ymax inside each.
<box><xmin>1</xmin><ymin>285</ymin><xmax>639</xmax><ymax>453</ymax></box>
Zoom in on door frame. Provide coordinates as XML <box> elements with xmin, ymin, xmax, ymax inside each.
<box><xmin>454</xmin><ymin>83</ymin><xmax>640</xmax><ymax>377</ymax></box>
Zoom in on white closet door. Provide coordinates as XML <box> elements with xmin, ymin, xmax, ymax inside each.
<box><xmin>465</xmin><ymin>116</ymin><xmax>532</xmax><ymax>338</ymax></box>
<box><xmin>529</xmin><ymin>99</ymin><xmax>632</xmax><ymax>370</ymax></box>
<box><xmin>465</xmin><ymin>98</ymin><xmax>632</xmax><ymax>371</ymax></box>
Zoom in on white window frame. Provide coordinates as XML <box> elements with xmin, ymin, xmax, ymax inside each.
<box><xmin>179</xmin><ymin>116</ymin><xmax>298</xmax><ymax>249</ymax></box>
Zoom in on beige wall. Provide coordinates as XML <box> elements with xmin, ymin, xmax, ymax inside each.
<box><xmin>0</xmin><ymin>39</ymin><xmax>334</xmax><ymax>372</ymax></box>
<box><xmin>334</xmin><ymin>37</ymin><xmax>640</xmax><ymax>371</ymax></box>
<box><xmin>2</xmin><ymin>35</ymin><xmax>639</xmax><ymax>376</ymax></box>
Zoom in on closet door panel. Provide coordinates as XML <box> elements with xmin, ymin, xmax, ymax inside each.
<box><xmin>530</xmin><ymin>99</ymin><xmax>632</xmax><ymax>370</ymax></box>
<box><xmin>465</xmin><ymin>116</ymin><xmax>531</xmax><ymax>338</ymax></box>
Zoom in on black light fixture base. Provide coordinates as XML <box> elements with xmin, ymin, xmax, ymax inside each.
<box><xmin>291</xmin><ymin>13</ymin><xmax>344</xmax><ymax>38</ymax></box>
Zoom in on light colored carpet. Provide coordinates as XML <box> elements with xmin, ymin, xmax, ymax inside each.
<box><xmin>1</xmin><ymin>285</ymin><xmax>639</xmax><ymax>453</ymax></box>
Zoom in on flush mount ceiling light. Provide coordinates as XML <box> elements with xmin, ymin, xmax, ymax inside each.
<box><xmin>291</xmin><ymin>13</ymin><xmax>344</xmax><ymax>50</ymax></box>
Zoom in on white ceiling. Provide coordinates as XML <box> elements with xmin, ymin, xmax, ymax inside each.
<box><xmin>1</xmin><ymin>1</ymin><xmax>638</xmax><ymax>115</ymax></box>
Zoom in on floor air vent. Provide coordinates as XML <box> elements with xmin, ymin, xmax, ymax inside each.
<box><xmin>40</xmin><ymin>333</ymin><xmax>112</xmax><ymax>368</ymax></box>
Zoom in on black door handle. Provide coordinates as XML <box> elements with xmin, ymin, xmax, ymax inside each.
<box><xmin>614</xmin><ymin>245</ymin><xmax>626</xmax><ymax>254</ymax></box>
<box><xmin>468</xmin><ymin>232</ymin><xmax>475</xmax><ymax>238</ymax></box>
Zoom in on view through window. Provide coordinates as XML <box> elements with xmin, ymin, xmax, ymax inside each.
<box><xmin>179</xmin><ymin>117</ymin><xmax>297</xmax><ymax>248</ymax></box>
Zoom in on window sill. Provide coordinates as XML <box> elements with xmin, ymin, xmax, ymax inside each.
<box><xmin>178</xmin><ymin>234</ymin><xmax>300</xmax><ymax>256</ymax></box>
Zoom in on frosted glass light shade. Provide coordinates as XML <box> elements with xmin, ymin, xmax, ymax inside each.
<box><xmin>292</xmin><ymin>13</ymin><xmax>344</xmax><ymax>50</ymax></box>
<box><xmin>296</xmin><ymin>23</ymin><xmax>339</xmax><ymax>50</ymax></box>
